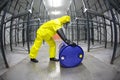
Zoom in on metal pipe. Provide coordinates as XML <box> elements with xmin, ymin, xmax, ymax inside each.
<box><xmin>15</xmin><ymin>20</ymin><xmax>17</xmax><ymax>46</ymax></box>
<box><xmin>91</xmin><ymin>20</ymin><xmax>94</xmax><ymax>45</ymax></box>
<box><xmin>86</xmin><ymin>12</ymin><xmax>90</xmax><ymax>52</ymax></box>
<box><xmin>81</xmin><ymin>0</ymin><xmax>86</xmax><ymax>11</ymax></box>
<box><xmin>94</xmin><ymin>4</ymin><xmax>99</xmax><ymax>42</ymax></box>
<box><xmin>119</xmin><ymin>25</ymin><xmax>120</xmax><ymax>44</ymax></box>
<box><xmin>103</xmin><ymin>17</ymin><xmax>107</xmax><ymax>48</ymax></box>
<box><xmin>28</xmin><ymin>0</ymin><xmax>34</xmax><ymax>13</ymax></box>
<box><xmin>71</xmin><ymin>23</ymin><xmax>74</xmax><ymax>42</ymax></box>
<box><xmin>3</xmin><ymin>0</ymin><xmax>13</xmax><ymax>49</ymax></box>
<box><xmin>5</xmin><ymin>11</ymin><xmax>29</xmax><ymax>23</ymax></box>
<box><xmin>76</xmin><ymin>18</ymin><xmax>111</xmax><ymax>26</ymax></box>
<box><xmin>76</xmin><ymin>19</ymin><xmax>79</xmax><ymax>44</ymax></box>
<box><xmin>97</xmin><ymin>21</ymin><xmax>100</xmax><ymax>41</ymax></box>
<box><xmin>26</xmin><ymin>13</ymin><xmax>30</xmax><ymax>53</ymax></box>
<box><xmin>9</xmin><ymin>0</ymin><xmax>20</xmax><ymax>51</ymax></box>
<box><xmin>22</xmin><ymin>17</ymin><xmax>26</xmax><ymax>47</ymax></box>
<box><xmin>0</xmin><ymin>2</ymin><xmax>9</xmax><ymax>68</ymax></box>
<box><xmin>86</xmin><ymin>0</ymin><xmax>93</xmax><ymax>49</ymax></box>
<box><xmin>17</xmin><ymin>6</ymin><xmax>21</xmax><ymax>45</ymax></box>
<box><xmin>9</xmin><ymin>18</ymin><xmax>13</xmax><ymax>51</ymax></box>
<box><xmin>81</xmin><ymin>7</ymin><xmax>87</xmax><ymax>43</ymax></box>
<box><xmin>100</xmin><ymin>22</ymin><xmax>102</xmax><ymax>44</ymax></box>
<box><xmin>106</xmin><ymin>0</ymin><xmax>118</xmax><ymax>64</ymax></box>
<box><xmin>110</xmin><ymin>21</ymin><xmax>113</xmax><ymax>46</ymax></box>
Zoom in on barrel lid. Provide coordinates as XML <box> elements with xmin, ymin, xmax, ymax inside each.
<box><xmin>59</xmin><ymin>45</ymin><xmax>84</xmax><ymax>68</ymax></box>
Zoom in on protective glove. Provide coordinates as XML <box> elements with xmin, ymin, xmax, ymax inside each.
<box><xmin>65</xmin><ymin>40</ymin><xmax>76</xmax><ymax>46</ymax></box>
<box><xmin>57</xmin><ymin>28</ymin><xmax>76</xmax><ymax>47</ymax></box>
<box><xmin>57</xmin><ymin>28</ymin><xmax>67</xmax><ymax>42</ymax></box>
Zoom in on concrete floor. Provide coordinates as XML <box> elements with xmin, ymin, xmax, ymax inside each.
<box><xmin>0</xmin><ymin>41</ymin><xmax>120</xmax><ymax>80</ymax></box>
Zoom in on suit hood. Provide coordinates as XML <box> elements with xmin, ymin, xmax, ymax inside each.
<box><xmin>58</xmin><ymin>15</ymin><xmax>71</xmax><ymax>24</ymax></box>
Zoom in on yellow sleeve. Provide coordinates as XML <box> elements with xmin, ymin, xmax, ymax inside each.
<box><xmin>53</xmin><ymin>19</ymin><xmax>62</xmax><ymax>31</ymax></box>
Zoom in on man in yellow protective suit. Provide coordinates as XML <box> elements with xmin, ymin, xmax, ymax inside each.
<box><xmin>29</xmin><ymin>15</ymin><xmax>76</xmax><ymax>63</ymax></box>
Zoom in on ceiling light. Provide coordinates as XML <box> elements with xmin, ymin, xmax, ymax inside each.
<box><xmin>48</xmin><ymin>0</ymin><xmax>62</xmax><ymax>7</ymax></box>
<box><xmin>51</xmin><ymin>11</ymin><xmax>61</xmax><ymax>15</ymax></box>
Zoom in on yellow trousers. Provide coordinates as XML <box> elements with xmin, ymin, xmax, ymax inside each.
<box><xmin>29</xmin><ymin>33</ymin><xmax>56</xmax><ymax>59</ymax></box>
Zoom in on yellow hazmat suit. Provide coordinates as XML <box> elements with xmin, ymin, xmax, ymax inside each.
<box><xmin>29</xmin><ymin>15</ymin><xmax>70</xmax><ymax>59</ymax></box>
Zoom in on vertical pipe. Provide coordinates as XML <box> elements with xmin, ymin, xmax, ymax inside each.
<box><xmin>76</xmin><ymin>19</ymin><xmax>79</xmax><ymax>44</ymax></box>
<box><xmin>9</xmin><ymin>0</ymin><xmax>19</xmax><ymax>51</ymax></box>
<box><xmin>26</xmin><ymin>13</ymin><xmax>30</xmax><ymax>53</ymax></box>
<box><xmin>119</xmin><ymin>25</ymin><xmax>120</xmax><ymax>44</ymax></box>
<box><xmin>97</xmin><ymin>0</ymin><xmax>103</xmax><ymax>44</ymax></box>
<box><xmin>105</xmin><ymin>0</ymin><xmax>118</xmax><ymax>64</ymax></box>
<box><xmin>84</xmin><ymin>22</ymin><xmax>87</xmax><ymax>43</ymax></box>
<box><xmin>17</xmin><ymin>6</ymin><xmax>21</xmax><ymax>44</ymax></box>
<box><xmin>110</xmin><ymin>13</ymin><xmax>118</xmax><ymax>64</ymax></box>
<box><xmin>69</xmin><ymin>5</ymin><xmax>73</xmax><ymax>41</ymax></box>
<box><xmin>86</xmin><ymin>12</ymin><xmax>90</xmax><ymax>52</ymax></box>
<box><xmin>86</xmin><ymin>0</ymin><xmax>91</xmax><ymax>51</ymax></box>
<box><xmin>100</xmin><ymin>22</ymin><xmax>102</xmax><ymax>44</ymax></box>
<box><xmin>0</xmin><ymin>2</ymin><xmax>9</xmax><ymax>68</ymax></box>
<box><xmin>10</xmin><ymin>17</ymin><xmax>13</xmax><ymax>51</ymax></box>
<box><xmin>71</xmin><ymin>23</ymin><xmax>74</xmax><ymax>42</ymax></box>
<box><xmin>103</xmin><ymin>0</ymin><xmax>113</xmax><ymax>47</ymax></box>
<box><xmin>14</xmin><ymin>3</ymin><xmax>19</xmax><ymax>46</ymax></box>
<box><xmin>69</xmin><ymin>4</ymin><xmax>72</xmax><ymax>20</ymax></box>
<box><xmin>97</xmin><ymin>21</ymin><xmax>99</xmax><ymax>42</ymax></box>
<box><xmin>86</xmin><ymin>0</ymin><xmax>94</xmax><ymax>46</ymax></box>
<box><xmin>91</xmin><ymin>20</ymin><xmax>94</xmax><ymax>45</ymax></box>
<box><xmin>68</xmin><ymin>25</ymin><xmax>70</xmax><ymax>40</ymax></box>
<box><xmin>3</xmin><ymin>0</ymin><xmax>13</xmax><ymax>48</ymax></box>
<box><xmin>15</xmin><ymin>20</ymin><xmax>17</xmax><ymax>46</ymax></box>
<box><xmin>114</xmin><ymin>11</ymin><xmax>120</xmax><ymax>44</ymax></box>
<box><xmin>65</xmin><ymin>23</ymin><xmax>68</xmax><ymax>39</ymax></box>
<box><xmin>81</xmin><ymin>7</ymin><xmax>87</xmax><ymax>43</ymax></box>
<box><xmin>22</xmin><ymin>19</ymin><xmax>25</xmax><ymax>47</ymax></box>
<box><xmin>94</xmin><ymin>4</ymin><xmax>99</xmax><ymax>42</ymax></box>
<box><xmin>15</xmin><ymin>6</ymin><xmax>21</xmax><ymax>46</ymax></box>
<box><xmin>103</xmin><ymin>17</ymin><xmax>107</xmax><ymax>48</ymax></box>
<box><xmin>3</xmin><ymin>23</ymin><xmax>7</xmax><ymax>48</ymax></box>
<box><xmin>22</xmin><ymin>1</ymin><xmax>29</xmax><ymax>47</ymax></box>
<box><xmin>110</xmin><ymin>21</ymin><xmax>113</xmax><ymax>46</ymax></box>
<box><xmin>78</xmin><ymin>22</ymin><xmax>80</xmax><ymax>41</ymax></box>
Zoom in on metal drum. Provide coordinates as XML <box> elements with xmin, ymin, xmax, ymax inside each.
<box><xmin>59</xmin><ymin>42</ymin><xmax>84</xmax><ymax>68</ymax></box>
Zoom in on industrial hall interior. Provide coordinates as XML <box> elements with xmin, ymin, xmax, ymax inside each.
<box><xmin>0</xmin><ymin>0</ymin><xmax>120</xmax><ymax>80</ymax></box>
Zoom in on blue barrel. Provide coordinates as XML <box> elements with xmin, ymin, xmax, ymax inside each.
<box><xmin>59</xmin><ymin>42</ymin><xmax>84</xmax><ymax>68</ymax></box>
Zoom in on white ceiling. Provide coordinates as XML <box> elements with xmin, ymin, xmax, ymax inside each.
<box><xmin>8</xmin><ymin>0</ymin><xmax>106</xmax><ymax>20</ymax></box>
<box><xmin>33</xmin><ymin>0</ymin><xmax>72</xmax><ymax>19</ymax></box>
<box><xmin>43</xmin><ymin>0</ymin><xmax>72</xmax><ymax>19</ymax></box>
